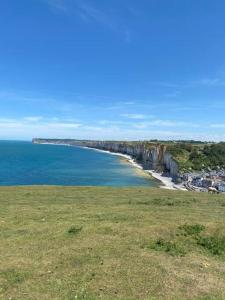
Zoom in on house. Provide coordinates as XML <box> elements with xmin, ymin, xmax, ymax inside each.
<box><xmin>183</xmin><ymin>173</ymin><xmax>192</xmax><ymax>182</ymax></box>
<box><xmin>202</xmin><ymin>179</ymin><xmax>214</xmax><ymax>188</ymax></box>
<box><xmin>192</xmin><ymin>177</ymin><xmax>203</xmax><ymax>187</ymax></box>
<box><xmin>218</xmin><ymin>183</ymin><xmax>225</xmax><ymax>193</ymax></box>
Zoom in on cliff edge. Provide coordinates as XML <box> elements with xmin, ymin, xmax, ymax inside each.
<box><xmin>32</xmin><ymin>139</ymin><xmax>180</xmax><ymax>181</ymax></box>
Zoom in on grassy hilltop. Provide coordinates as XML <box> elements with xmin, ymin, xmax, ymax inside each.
<box><xmin>1</xmin><ymin>186</ymin><xmax>225</xmax><ymax>299</ymax></box>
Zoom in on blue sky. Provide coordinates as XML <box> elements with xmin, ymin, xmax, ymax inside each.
<box><xmin>1</xmin><ymin>0</ymin><xmax>225</xmax><ymax>141</ymax></box>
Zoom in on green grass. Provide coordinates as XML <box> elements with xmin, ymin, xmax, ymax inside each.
<box><xmin>149</xmin><ymin>238</ymin><xmax>186</xmax><ymax>257</ymax></box>
<box><xmin>1</xmin><ymin>186</ymin><xmax>225</xmax><ymax>300</ymax></box>
<box><xmin>178</xmin><ymin>224</ymin><xmax>206</xmax><ymax>236</ymax></box>
<box><xmin>197</xmin><ymin>235</ymin><xmax>225</xmax><ymax>256</ymax></box>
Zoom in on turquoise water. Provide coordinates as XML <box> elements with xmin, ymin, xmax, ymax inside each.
<box><xmin>0</xmin><ymin>141</ymin><xmax>158</xmax><ymax>186</ymax></box>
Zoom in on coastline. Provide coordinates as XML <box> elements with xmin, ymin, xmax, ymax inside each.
<box><xmin>34</xmin><ymin>141</ymin><xmax>186</xmax><ymax>190</ymax></box>
<box><xmin>82</xmin><ymin>146</ymin><xmax>186</xmax><ymax>191</ymax></box>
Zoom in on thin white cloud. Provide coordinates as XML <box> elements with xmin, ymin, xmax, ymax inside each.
<box><xmin>165</xmin><ymin>91</ymin><xmax>180</xmax><ymax>98</ymax></box>
<box><xmin>0</xmin><ymin>116</ymin><xmax>223</xmax><ymax>141</ymax></box>
<box><xmin>0</xmin><ymin>117</ymin><xmax>81</xmax><ymax>129</ymax></box>
<box><xmin>98</xmin><ymin>120</ymin><xmax>126</xmax><ymax>125</ymax></box>
<box><xmin>23</xmin><ymin>116</ymin><xmax>43</xmax><ymax>122</ymax></box>
<box><xmin>121</xmin><ymin>101</ymin><xmax>135</xmax><ymax>105</ymax></box>
<box><xmin>46</xmin><ymin>0</ymin><xmax>67</xmax><ymax>12</ymax></box>
<box><xmin>195</xmin><ymin>78</ymin><xmax>225</xmax><ymax>87</ymax></box>
<box><xmin>152</xmin><ymin>76</ymin><xmax>225</xmax><ymax>89</ymax></box>
<box><xmin>44</xmin><ymin>0</ymin><xmax>131</xmax><ymax>42</ymax></box>
<box><xmin>151</xmin><ymin>81</ymin><xmax>180</xmax><ymax>88</ymax></box>
<box><xmin>120</xmin><ymin>113</ymin><xmax>147</xmax><ymax>120</ymax></box>
<box><xmin>132</xmin><ymin>119</ymin><xmax>200</xmax><ymax>129</ymax></box>
<box><xmin>76</xmin><ymin>1</ymin><xmax>112</xmax><ymax>27</ymax></box>
<box><xmin>47</xmin><ymin>122</ymin><xmax>81</xmax><ymax>129</ymax></box>
<box><xmin>0</xmin><ymin>117</ymin><xmax>82</xmax><ymax>140</ymax></box>
<box><xmin>210</xmin><ymin>124</ymin><xmax>225</xmax><ymax>128</ymax></box>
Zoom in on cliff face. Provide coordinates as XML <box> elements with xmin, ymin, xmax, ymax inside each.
<box><xmin>32</xmin><ymin>139</ymin><xmax>180</xmax><ymax>180</ymax></box>
<box><xmin>81</xmin><ymin>141</ymin><xmax>179</xmax><ymax>180</ymax></box>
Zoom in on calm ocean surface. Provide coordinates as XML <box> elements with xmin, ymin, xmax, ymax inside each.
<box><xmin>0</xmin><ymin>141</ymin><xmax>158</xmax><ymax>187</ymax></box>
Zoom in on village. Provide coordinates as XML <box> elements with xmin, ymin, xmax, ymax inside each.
<box><xmin>182</xmin><ymin>169</ymin><xmax>225</xmax><ymax>193</ymax></box>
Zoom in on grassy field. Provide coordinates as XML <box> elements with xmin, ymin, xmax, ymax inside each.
<box><xmin>1</xmin><ymin>187</ymin><xmax>225</xmax><ymax>300</ymax></box>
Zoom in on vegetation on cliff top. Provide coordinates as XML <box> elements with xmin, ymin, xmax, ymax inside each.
<box><xmin>167</xmin><ymin>142</ymin><xmax>225</xmax><ymax>172</ymax></box>
<box><xmin>1</xmin><ymin>186</ymin><xmax>225</xmax><ymax>299</ymax></box>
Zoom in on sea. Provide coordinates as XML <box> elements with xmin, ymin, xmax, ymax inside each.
<box><xmin>0</xmin><ymin>140</ymin><xmax>159</xmax><ymax>187</ymax></box>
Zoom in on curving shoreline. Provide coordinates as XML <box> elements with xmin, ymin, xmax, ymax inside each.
<box><xmin>82</xmin><ymin>146</ymin><xmax>187</xmax><ymax>190</ymax></box>
<box><xmin>34</xmin><ymin>141</ymin><xmax>186</xmax><ymax>190</ymax></box>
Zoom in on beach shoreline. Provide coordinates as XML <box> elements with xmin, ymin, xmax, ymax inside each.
<box><xmin>35</xmin><ymin>142</ymin><xmax>186</xmax><ymax>190</ymax></box>
<box><xmin>82</xmin><ymin>146</ymin><xmax>186</xmax><ymax>191</ymax></box>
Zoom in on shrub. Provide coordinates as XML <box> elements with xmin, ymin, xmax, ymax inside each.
<box><xmin>68</xmin><ymin>226</ymin><xmax>82</xmax><ymax>235</ymax></box>
<box><xmin>150</xmin><ymin>238</ymin><xmax>186</xmax><ymax>257</ymax></box>
<box><xmin>178</xmin><ymin>224</ymin><xmax>205</xmax><ymax>236</ymax></box>
<box><xmin>197</xmin><ymin>235</ymin><xmax>225</xmax><ymax>256</ymax></box>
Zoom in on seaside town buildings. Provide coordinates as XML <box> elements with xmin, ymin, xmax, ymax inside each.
<box><xmin>182</xmin><ymin>170</ymin><xmax>225</xmax><ymax>192</ymax></box>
